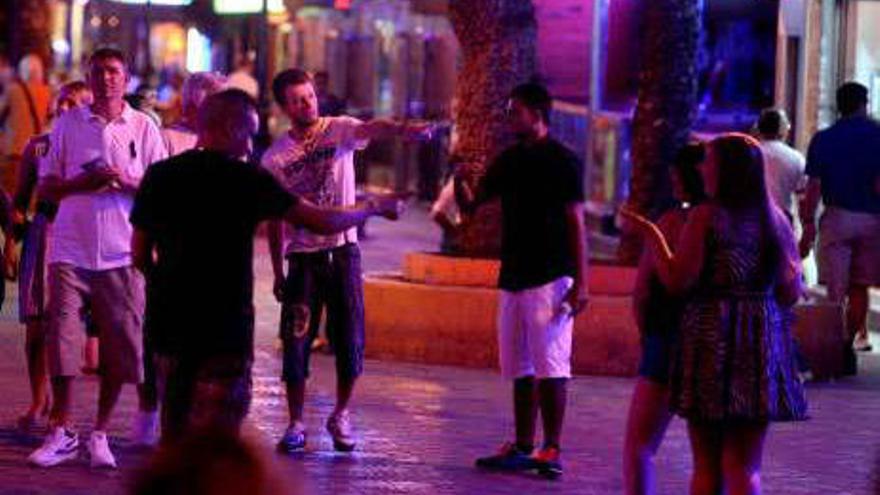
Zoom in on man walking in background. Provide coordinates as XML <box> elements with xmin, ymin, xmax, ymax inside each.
<box><xmin>800</xmin><ymin>82</ymin><xmax>880</xmax><ymax>371</ymax></box>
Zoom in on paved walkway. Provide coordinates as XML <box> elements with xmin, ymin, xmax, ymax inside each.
<box><xmin>0</xmin><ymin>208</ymin><xmax>879</xmax><ymax>494</ymax></box>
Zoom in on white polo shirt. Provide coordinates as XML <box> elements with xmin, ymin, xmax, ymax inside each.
<box><xmin>261</xmin><ymin>116</ymin><xmax>368</xmax><ymax>254</ymax></box>
<box><xmin>40</xmin><ymin>103</ymin><xmax>168</xmax><ymax>270</ymax></box>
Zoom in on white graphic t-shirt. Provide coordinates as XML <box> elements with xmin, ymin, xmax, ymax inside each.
<box><xmin>261</xmin><ymin>116</ymin><xmax>368</xmax><ymax>253</ymax></box>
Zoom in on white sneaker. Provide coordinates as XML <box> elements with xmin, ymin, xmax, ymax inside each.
<box><xmin>28</xmin><ymin>427</ymin><xmax>79</xmax><ymax>467</ymax></box>
<box><xmin>854</xmin><ymin>334</ymin><xmax>873</xmax><ymax>352</ymax></box>
<box><xmin>87</xmin><ymin>431</ymin><xmax>117</xmax><ymax>469</ymax></box>
<box><xmin>129</xmin><ymin>410</ymin><xmax>160</xmax><ymax>447</ymax></box>
<box><xmin>326</xmin><ymin>410</ymin><xmax>356</xmax><ymax>452</ymax></box>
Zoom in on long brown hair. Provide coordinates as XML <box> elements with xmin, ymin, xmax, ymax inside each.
<box><xmin>709</xmin><ymin>133</ymin><xmax>790</xmax><ymax>277</ymax></box>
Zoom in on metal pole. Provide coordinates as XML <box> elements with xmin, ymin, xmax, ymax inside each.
<box><xmin>144</xmin><ymin>0</ymin><xmax>153</xmax><ymax>77</ymax></box>
<box><xmin>586</xmin><ymin>0</ymin><xmax>605</xmax><ymax>203</ymax></box>
<box><xmin>255</xmin><ymin>0</ymin><xmax>272</xmax><ymax>157</ymax></box>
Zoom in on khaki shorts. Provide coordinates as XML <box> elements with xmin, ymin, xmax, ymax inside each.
<box><xmin>46</xmin><ymin>263</ymin><xmax>145</xmax><ymax>383</ymax></box>
<box><xmin>818</xmin><ymin>207</ymin><xmax>880</xmax><ymax>302</ymax></box>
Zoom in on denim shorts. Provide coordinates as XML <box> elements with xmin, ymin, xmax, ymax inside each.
<box><xmin>280</xmin><ymin>243</ymin><xmax>365</xmax><ymax>383</ymax></box>
<box><xmin>638</xmin><ymin>332</ymin><xmax>673</xmax><ymax>384</ymax></box>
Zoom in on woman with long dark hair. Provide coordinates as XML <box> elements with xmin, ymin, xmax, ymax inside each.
<box><xmin>623</xmin><ymin>133</ymin><xmax>807</xmax><ymax>495</ymax></box>
<box><xmin>623</xmin><ymin>141</ymin><xmax>707</xmax><ymax>495</ymax></box>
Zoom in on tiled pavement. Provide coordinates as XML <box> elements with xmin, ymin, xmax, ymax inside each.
<box><xmin>0</xmin><ymin>208</ymin><xmax>879</xmax><ymax>494</ymax></box>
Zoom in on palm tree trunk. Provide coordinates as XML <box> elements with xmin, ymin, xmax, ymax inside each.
<box><xmin>617</xmin><ymin>0</ymin><xmax>701</xmax><ymax>265</ymax></box>
<box><xmin>448</xmin><ymin>0</ymin><xmax>538</xmax><ymax>258</ymax></box>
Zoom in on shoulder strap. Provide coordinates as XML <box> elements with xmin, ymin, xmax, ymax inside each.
<box><xmin>16</xmin><ymin>79</ymin><xmax>43</xmax><ymax>135</ymax></box>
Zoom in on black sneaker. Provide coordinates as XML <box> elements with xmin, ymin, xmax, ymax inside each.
<box><xmin>475</xmin><ymin>442</ymin><xmax>535</xmax><ymax>471</ymax></box>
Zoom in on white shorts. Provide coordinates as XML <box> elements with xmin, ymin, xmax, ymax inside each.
<box><xmin>498</xmin><ymin>277</ymin><xmax>574</xmax><ymax>380</ymax></box>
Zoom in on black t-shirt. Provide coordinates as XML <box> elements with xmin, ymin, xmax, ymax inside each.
<box><xmin>130</xmin><ymin>149</ymin><xmax>298</xmax><ymax>358</ymax></box>
<box><xmin>481</xmin><ymin>137</ymin><xmax>585</xmax><ymax>291</ymax></box>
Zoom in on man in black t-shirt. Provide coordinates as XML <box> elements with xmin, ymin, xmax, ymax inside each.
<box><xmin>130</xmin><ymin>89</ymin><xmax>402</xmax><ymax>441</ymax></box>
<box><xmin>461</xmin><ymin>83</ymin><xmax>589</xmax><ymax>479</ymax></box>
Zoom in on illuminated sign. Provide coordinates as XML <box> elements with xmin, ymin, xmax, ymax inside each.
<box><xmin>213</xmin><ymin>0</ymin><xmax>285</xmax><ymax>14</ymax></box>
<box><xmin>109</xmin><ymin>0</ymin><xmax>193</xmax><ymax>5</ymax></box>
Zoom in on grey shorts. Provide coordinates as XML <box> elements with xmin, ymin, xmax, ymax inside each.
<box><xmin>818</xmin><ymin>207</ymin><xmax>880</xmax><ymax>301</ymax></box>
<box><xmin>45</xmin><ymin>263</ymin><xmax>145</xmax><ymax>383</ymax></box>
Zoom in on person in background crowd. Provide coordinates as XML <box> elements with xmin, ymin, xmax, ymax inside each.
<box><xmin>130</xmin><ymin>89</ymin><xmax>404</xmax><ymax>441</ymax></box>
<box><xmin>314</xmin><ymin>71</ymin><xmax>345</xmax><ymax>117</ymax></box>
<box><xmin>755</xmin><ymin>109</ymin><xmax>805</xmax><ymax>224</ymax></box>
<box><xmin>754</xmin><ymin>108</ymin><xmax>813</xmax><ymax>380</ymax></box>
<box><xmin>228</xmin><ymin>57</ymin><xmax>259</xmax><ymax>100</ymax></box>
<box><xmin>162</xmin><ymin>72</ymin><xmax>227</xmax><ymax>156</ymax></box>
<box><xmin>430</xmin><ymin>157</ymin><xmax>468</xmax><ymax>254</ymax></box>
<box><xmin>27</xmin><ymin>48</ymin><xmax>168</xmax><ymax>469</ymax></box>
<box><xmin>0</xmin><ymin>53</ymin><xmax>13</xmax><ymax>121</ymax></box>
<box><xmin>262</xmin><ymin>68</ymin><xmax>431</xmax><ymax>455</ymax></box>
<box><xmin>461</xmin><ymin>82</ymin><xmax>589</xmax><ymax>479</ymax></box>
<box><xmin>156</xmin><ymin>69</ymin><xmax>184</xmax><ymax>126</ymax></box>
<box><xmin>1</xmin><ymin>54</ymin><xmax>51</xmax><ymax>192</ymax></box>
<box><xmin>126</xmin><ymin>84</ymin><xmax>162</xmax><ymax>126</ymax></box>
<box><xmin>800</xmin><ymin>82</ymin><xmax>880</xmax><ymax>360</ymax></box>
<box><xmin>8</xmin><ymin>81</ymin><xmax>94</xmax><ymax>432</ymax></box>
<box><xmin>623</xmin><ymin>133</ymin><xmax>807</xmax><ymax>495</ymax></box>
<box><xmin>623</xmin><ymin>142</ymin><xmax>706</xmax><ymax>495</ymax></box>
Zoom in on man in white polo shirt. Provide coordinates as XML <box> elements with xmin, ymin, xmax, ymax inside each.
<box><xmin>28</xmin><ymin>48</ymin><xmax>167</xmax><ymax>469</ymax></box>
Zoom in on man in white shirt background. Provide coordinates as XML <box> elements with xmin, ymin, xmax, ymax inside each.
<box><xmin>28</xmin><ymin>48</ymin><xmax>167</xmax><ymax>469</ymax></box>
<box><xmin>755</xmin><ymin>108</ymin><xmax>806</xmax><ymax>224</ymax></box>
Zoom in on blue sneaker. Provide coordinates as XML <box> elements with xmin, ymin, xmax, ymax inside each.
<box><xmin>276</xmin><ymin>422</ymin><xmax>306</xmax><ymax>453</ymax></box>
<box><xmin>475</xmin><ymin>442</ymin><xmax>535</xmax><ymax>471</ymax></box>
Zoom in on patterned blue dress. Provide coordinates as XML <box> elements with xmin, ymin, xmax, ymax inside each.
<box><xmin>669</xmin><ymin>209</ymin><xmax>808</xmax><ymax>423</ymax></box>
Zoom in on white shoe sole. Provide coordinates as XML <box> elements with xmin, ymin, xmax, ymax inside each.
<box><xmin>28</xmin><ymin>449</ymin><xmax>79</xmax><ymax>467</ymax></box>
<box><xmin>89</xmin><ymin>456</ymin><xmax>117</xmax><ymax>469</ymax></box>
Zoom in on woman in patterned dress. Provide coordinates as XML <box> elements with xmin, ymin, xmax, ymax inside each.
<box><xmin>622</xmin><ymin>133</ymin><xmax>807</xmax><ymax>495</ymax></box>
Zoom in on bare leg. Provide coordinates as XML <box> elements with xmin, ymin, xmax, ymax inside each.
<box><xmin>333</xmin><ymin>376</ymin><xmax>356</xmax><ymax>417</ymax></box>
<box><xmin>687</xmin><ymin>421</ymin><xmax>723</xmax><ymax>495</ymax></box>
<box><xmin>48</xmin><ymin>376</ymin><xmax>73</xmax><ymax>428</ymax></box>
<box><xmin>23</xmin><ymin>321</ymin><xmax>50</xmax><ymax>419</ymax></box>
<box><xmin>83</xmin><ymin>336</ymin><xmax>99</xmax><ymax>373</ymax></box>
<box><xmin>286</xmin><ymin>380</ymin><xmax>306</xmax><ymax>426</ymax></box>
<box><xmin>721</xmin><ymin>422</ymin><xmax>768</xmax><ymax>495</ymax></box>
<box><xmin>537</xmin><ymin>378</ymin><xmax>567</xmax><ymax>449</ymax></box>
<box><xmin>624</xmin><ymin>378</ymin><xmax>674</xmax><ymax>495</ymax></box>
<box><xmin>96</xmin><ymin>377</ymin><xmax>124</xmax><ymax>431</ymax></box>
<box><xmin>513</xmin><ymin>376</ymin><xmax>538</xmax><ymax>451</ymax></box>
<box><xmin>847</xmin><ymin>284</ymin><xmax>870</xmax><ymax>343</ymax></box>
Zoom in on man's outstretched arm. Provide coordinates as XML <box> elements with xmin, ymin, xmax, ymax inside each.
<box><xmin>283</xmin><ymin>195</ymin><xmax>403</xmax><ymax>235</ymax></box>
<box><xmin>353</xmin><ymin>119</ymin><xmax>433</xmax><ymax>142</ymax></box>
